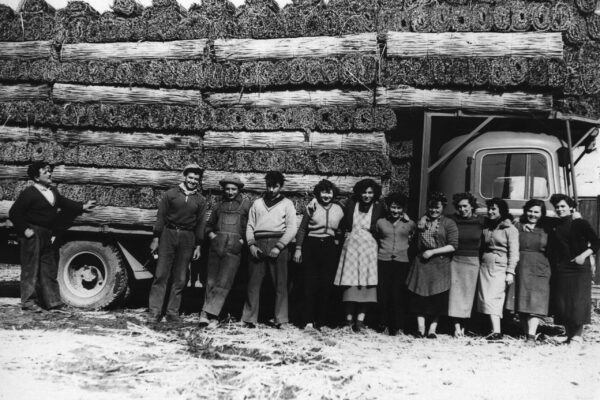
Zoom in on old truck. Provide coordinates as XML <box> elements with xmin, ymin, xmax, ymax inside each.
<box><xmin>0</xmin><ymin>0</ymin><xmax>599</xmax><ymax>308</ymax></box>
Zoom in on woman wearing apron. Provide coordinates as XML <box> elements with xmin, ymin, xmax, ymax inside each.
<box><xmin>478</xmin><ymin>197</ymin><xmax>519</xmax><ymax>341</ymax></box>
<box><xmin>505</xmin><ymin>199</ymin><xmax>551</xmax><ymax>344</ymax></box>
<box><xmin>334</xmin><ymin>178</ymin><xmax>385</xmax><ymax>333</ymax></box>
<box><xmin>407</xmin><ymin>192</ymin><xmax>458</xmax><ymax>339</ymax></box>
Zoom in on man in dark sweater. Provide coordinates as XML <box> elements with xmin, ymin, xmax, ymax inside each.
<box><xmin>148</xmin><ymin>163</ymin><xmax>207</xmax><ymax>323</ymax></box>
<box><xmin>9</xmin><ymin>161</ymin><xmax>96</xmax><ymax>312</ymax></box>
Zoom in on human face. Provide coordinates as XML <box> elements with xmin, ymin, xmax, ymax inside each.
<box><xmin>319</xmin><ymin>189</ymin><xmax>333</xmax><ymax>205</ymax></box>
<box><xmin>183</xmin><ymin>172</ymin><xmax>200</xmax><ymax>191</ymax></box>
<box><xmin>525</xmin><ymin>205</ymin><xmax>542</xmax><ymax>224</ymax></box>
<box><xmin>457</xmin><ymin>199</ymin><xmax>473</xmax><ymax>218</ymax></box>
<box><xmin>361</xmin><ymin>187</ymin><xmax>375</xmax><ymax>204</ymax></box>
<box><xmin>389</xmin><ymin>203</ymin><xmax>404</xmax><ymax>220</ymax></box>
<box><xmin>266</xmin><ymin>183</ymin><xmax>282</xmax><ymax>199</ymax></box>
<box><xmin>554</xmin><ymin>200</ymin><xmax>573</xmax><ymax>218</ymax></box>
<box><xmin>223</xmin><ymin>183</ymin><xmax>239</xmax><ymax>200</ymax></box>
<box><xmin>35</xmin><ymin>165</ymin><xmax>52</xmax><ymax>187</ymax></box>
<box><xmin>427</xmin><ymin>201</ymin><xmax>443</xmax><ymax>219</ymax></box>
<box><xmin>487</xmin><ymin>204</ymin><xmax>501</xmax><ymax>220</ymax></box>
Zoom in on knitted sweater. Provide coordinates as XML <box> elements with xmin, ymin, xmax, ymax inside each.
<box><xmin>9</xmin><ymin>185</ymin><xmax>83</xmax><ymax>236</ymax></box>
<box><xmin>153</xmin><ymin>186</ymin><xmax>207</xmax><ymax>245</ymax></box>
<box><xmin>246</xmin><ymin>196</ymin><xmax>297</xmax><ymax>249</ymax></box>
<box><xmin>482</xmin><ymin>223</ymin><xmax>520</xmax><ymax>274</ymax></box>
<box><xmin>375</xmin><ymin>217</ymin><xmax>415</xmax><ymax>262</ymax></box>
<box><xmin>295</xmin><ymin>202</ymin><xmax>344</xmax><ymax>249</ymax></box>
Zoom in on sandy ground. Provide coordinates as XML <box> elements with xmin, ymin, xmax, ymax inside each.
<box><xmin>0</xmin><ymin>292</ymin><xmax>599</xmax><ymax>400</ymax></box>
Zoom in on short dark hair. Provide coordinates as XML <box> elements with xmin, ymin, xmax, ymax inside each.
<box><xmin>550</xmin><ymin>193</ymin><xmax>576</xmax><ymax>209</ymax></box>
<box><xmin>520</xmin><ymin>198</ymin><xmax>547</xmax><ymax>224</ymax></box>
<box><xmin>452</xmin><ymin>192</ymin><xmax>478</xmax><ymax>210</ymax></box>
<box><xmin>385</xmin><ymin>192</ymin><xmax>407</xmax><ymax>209</ymax></box>
<box><xmin>27</xmin><ymin>161</ymin><xmax>51</xmax><ymax>180</ymax></box>
<box><xmin>265</xmin><ymin>171</ymin><xmax>285</xmax><ymax>187</ymax></box>
<box><xmin>486</xmin><ymin>197</ymin><xmax>510</xmax><ymax>219</ymax></box>
<box><xmin>352</xmin><ymin>178</ymin><xmax>381</xmax><ymax>201</ymax></box>
<box><xmin>427</xmin><ymin>191</ymin><xmax>447</xmax><ymax>208</ymax></box>
<box><xmin>313</xmin><ymin>179</ymin><xmax>339</xmax><ymax>199</ymax></box>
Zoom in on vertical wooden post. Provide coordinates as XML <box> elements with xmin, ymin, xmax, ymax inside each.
<box><xmin>419</xmin><ymin>112</ymin><xmax>432</xmax><ymax>216</ymax></box>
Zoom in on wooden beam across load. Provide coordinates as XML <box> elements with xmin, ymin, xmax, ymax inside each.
<box><xmin>60</xmin><ymin>39</ymin><xmax>209</xmax><ymax>61</ymax></box>
<box><xmin>205</xmin><ymin>89</ymin><xmax>373</xmax><ymax>108</ymax></box>
<box><xmin>202</xmin><ymin>170</ymin><xmax>380</xmax><ymax>193</ymax></box>
<box><xmin>0</xmin><ymin>83</ymin><xmax>51</xmax><ymax>101</ymax></box>
<box><xmin>376</xmin><ymin>86</ymin><xmax>553</xmax><ymax>113</ymax></box>
<box><xmin>386</xmin><ymin>32</ymin><xmax>564</xmax><ymax>58</ymax></box>
<box><xmin>203</xmin><ymin>130</ymin><xmax>386</xmax><ymax>153</ymax></box>
<box><xmin>213</xmin><ymin>33</ymin><xmax>378</xmax><ymax>61</ymax></box>
<box><xmin>52</xmin><ymin>83</ymin><xmax>204</xmax><ymax>106</ymax></box>
<box><xmin>0</xmin><ymin>41</ymin><xmax>54</xmax><ymax>60</ymax></box>
<box><xmin>0</xmin><ymin>201</ymin><xmax>157</xmax><ymax>226</ymax></box>
<box><xmin>0</xmin><ymin>126</ymin><xmax>202</xmax><ymax>149</ymax></box>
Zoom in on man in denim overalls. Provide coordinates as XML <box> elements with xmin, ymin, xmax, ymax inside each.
<box><xmin>199</xmin><ymin>175</ymin><xmax>250</xmax><ymax>328</ymax></box>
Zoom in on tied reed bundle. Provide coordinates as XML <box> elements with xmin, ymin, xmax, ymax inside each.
<box><xmin>0</xmin><ymin>6</ymin><xmax>22</xmax><ymax>41</ymax></box>
<box><xmin>55</xmin><ymin>1</ymin><xmax>100</xmax><ymax>43</ymax></box>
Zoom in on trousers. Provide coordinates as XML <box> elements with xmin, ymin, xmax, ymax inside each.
<box><xmin>20</xmin><ymin>225</ymin><xmax>62</xmax><ymax>309</ymax></box>
<box><xmin>242</xmin><ymin>237</ymin><xmax>289</xmax><ymax>324</ymax></box>
<box><xmin>302</xmin><ymin>236</ymin><xmax>338</xmax><ymax>326</ymax></box>
<box><xmin>148</xmin><ymin>228</ymin><xmax>195</xmax><ymax>317</ymax></box>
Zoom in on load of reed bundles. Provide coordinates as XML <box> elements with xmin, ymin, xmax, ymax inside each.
<box><xmin>0</xmin><ymin>5</ymin><xmax>22</xmax><ymax>41</ymax></box>
<box><xmin>20</xmin><ymin>0</ymin><xmax>56</xmax><ymax>41</ymax></box>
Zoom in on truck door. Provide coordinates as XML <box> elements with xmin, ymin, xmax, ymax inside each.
<box><xmin>473</xmin><ymin>149</ymin><xmax>557</xmax><ymax>215</ymax></box>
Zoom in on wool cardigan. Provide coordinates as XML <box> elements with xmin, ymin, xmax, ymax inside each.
<box><xmin>340</xmin><ymin>198</ymin><xmax>386</xmax><ymax>236</ymax></box>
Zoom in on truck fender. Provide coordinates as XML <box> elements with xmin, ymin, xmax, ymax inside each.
<box><xmin>116</xmin><ymin>241</ymin><xmax>154</xmax><ymax>280</ymax></box>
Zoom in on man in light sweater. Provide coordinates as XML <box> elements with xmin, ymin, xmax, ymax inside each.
<box><xmin>242</xmin><ymin>171</ymin><xmax>297</xmax><ymax>328</ymax></box>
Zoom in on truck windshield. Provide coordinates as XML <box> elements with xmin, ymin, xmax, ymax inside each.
<box><xmin>480</xmin><ymin>153</ymin><xmax>549</xmax><ymax>200</ymax></box>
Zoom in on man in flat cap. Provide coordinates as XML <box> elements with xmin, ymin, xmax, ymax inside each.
<box><xmin>199</xmin><ymin>175</ymin><xmax>251</xmax><ymax>328</ymax></box>
<box><xmin>148</xmin><ymin>163</ymin><xmax>207</xmax><ymax>324</ymax></box>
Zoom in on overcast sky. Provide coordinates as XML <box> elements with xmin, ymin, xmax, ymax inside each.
<box><xmin>0</xmin><ymin>0</ymin><xmax>293</xmax><ymax>12</ymax></box>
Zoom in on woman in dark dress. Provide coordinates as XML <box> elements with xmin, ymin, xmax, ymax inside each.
<box><xmin>505</xmin><ymin>199</ymin><xmax>552</xmax><ymax>344</ymax></box>
<box><xmin>549</xmin><ymin>194</ymin><xmax>600</xmax><ymax>346</ymax></box>
<box><xmin>406</xmin><ymin>192</ymin><xmax>458</xmax><ymax>338</ymax></box>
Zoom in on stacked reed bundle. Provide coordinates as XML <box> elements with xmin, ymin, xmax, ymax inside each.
<box><xmin>575</xmin><ymin>0</ymin><xmax>598</xmax><ymax>14</ymax></box>
<box><xmin>563</xmin><ymin>61</ymin><xmax>600</xmax><ymax>95</ymax></box>
<box><xmin>0</xmin><ymin>59</ymin><xmax>59</xmax><ymax>83</ymax></box>
<box><xmin>556</xmin><ymin>95</ymin><xmax>600</xmax><ymax>119</ymax></box>
<box><xmin>55</xmin><ymin>1</ymin><xmax>100</xmax><ymax>43</ymax></box>
<box><xmin>86</xmin><ymin>11</ymin><xmax>147</xmax><ymax>42</ymax></box>
<box><xmin>46</xmin><ymin>56</ymin><xmax>377</xmax><ymax>89</ymax></box>
<box><xmin>588</xmin><ymin>14</ymin><xmax>600</xmax><ymax>41</ymax></box>
<box><xmin>0</xmin><ymin>5</ymin><xmax>22</xmax><ymax>41</ymax></box>
<box><xmin>179</xmin><ymin>0</ymin><xmax>238</xmax><ymax>39</ymax></box>
<box><xmin>381</xmin><ymin>57</ymin><xmax>566</xmax><ymax>90</ymax></box>
<box><xmin>142</xmin><ymin>0</ymin><xmax>187</xmax><ymax>41</ymax></box>
<box><xmin>0</xmin><ymin>100</ymin><xmax>396</xmax><ymax>132</ymax></box>
<box><xmin>20</xmin><ymin>0</ymin><xmax>57</xmax><ymax>41</ymax></box>
<box><xmin>236</xmin><ymin>0</ymin><xmax>283</xmax><ymax>39</ymax></box>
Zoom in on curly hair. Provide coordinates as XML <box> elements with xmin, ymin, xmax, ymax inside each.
<box><xmin>427</xmin><ymin>191</ymin><xmax>447</xmax><ymax>208</ymax></box>
<box><xmin>352</xmin><ymin>178</ymin><xmax>381</xmax><ymax>202</ymax></box>
<box><xmin>264</xmin><ymin>171</ymin><xmax>285</xmax><ymax>187</ymax></box>
<box><xmin>313</xmin><ymin>179</ymin><xmax>339</xmax><ymax>200</ymax></box>
<box><xmin>385</xmin><ymin>192</ymin><xmax>407</xmax><ymax>209</ymax></box>
<box><xmin>27</xmin><ymin>161</ymin><xmax>52</xmax><ymax>180</ymax></box>
<box><xmin>452</xmin><ymin>192</ymin><xmax>478</xmax><ymax>210</ymax></box>
<box><xmin>550</xmin><ymin>193</ymin><xmax>576</xmax><ymax>209</ymax></box>
<box><xmin>486</xmin><ymin>197</ymin><xmax>510</xmax><ymax>220</ymax></box>
<box><xmin>519</xmin><ymin>198</ymin><xmax>547</xmax><ymax>224</ymax></box>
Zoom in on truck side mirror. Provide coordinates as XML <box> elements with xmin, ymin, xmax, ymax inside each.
<box><xmin>556</xmin><ymin>147</ymin><xmax>570</xmax><ymax>167</ymax></box>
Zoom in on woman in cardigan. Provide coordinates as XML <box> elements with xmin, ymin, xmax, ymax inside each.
<box><xmin>447</xmin><ymin>192</ymin><xmax>483</xmax><ymax>338</ymax></box>
<box><xmin>406</xmin><ymin>192</ymin><xmax>458</xmax><ymax>339</ymax></box>
<box><xmin>293</xmin><ymin>179</ymin><xmax>344</xmax><ymax>331</ymax></box>
<box><xmin>478</xmin><ymin>197</ymin><xmax>519</xmax><ymax>341</ymax></box>
<box><xmin>549</xmin><ymin>194</ymin><xmax>600</xmax><ymax>346</ymax></box>
<box><xmin>505</xmin><ymin>199</ymin><xmax>552</xmax><ymax>344</ymax></box>
<box><xmin>334</xmin><ymin>178</ymin><xmax>385</xmax><ymax>333</ymax></box>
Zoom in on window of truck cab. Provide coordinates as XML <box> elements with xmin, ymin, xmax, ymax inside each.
<box><xmin>477</xmin><ymin>150</ymin><xmax>552</xmax><ymax>201</ymax></box>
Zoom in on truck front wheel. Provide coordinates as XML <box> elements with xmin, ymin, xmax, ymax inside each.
<box><xmin>58</xmin><ymin>241</ymin><xmax>128</xmax><ymax>309</ymax></box>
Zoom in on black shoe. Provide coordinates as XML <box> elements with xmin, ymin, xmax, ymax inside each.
<box><xmin>413</xmin><ymin>331</ymin><xmax>425</xmax><ymax>339</ymax></box>
<box><xmin>243</xmin><ymin>321</ymin><xmax>256</xmax><ymax>329</ymax></box>
<box><xmin>388</xmin><ymin>328</ymin><xmax>399</xmax><ymax>337</ymax></box>
<box><xmin>22</xmin><ymin>303</ymin><xmax>45</xmax><ymax>313</ymax></box>
<box><xmin>353</xmin><ymin>320</ymin><xmax>365</xmax><ymax>333</ymax></box>
<box><xmin>486</xmin><ymin>332</ymin><xmax>503</xmax><ymax>341</ymax></box>
<box><xmin>49</xmin><ymin>304</ymin><xmax>73</xmax><ymax>314</ymax></box>
<box><xmin>427</xmin><ymin>333</ymin><xmax>438</xmax><ymax>339</ymax></box>
<box><xmin>165</xmin><ymin>314</ymin><xmax>182</xmax><ymax>324</ymax></box>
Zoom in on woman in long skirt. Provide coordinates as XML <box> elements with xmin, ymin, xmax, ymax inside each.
<box><xmin>406</xmin><ymin>192</ymin><xmax>458</xmax><ymax>338</ymax></box>
<box><xmin>447</xmin><ymin>193</ymin><xmax>484</xmax><ymax>337</ymax></box>
<box><xmin>478</xmin><ymin>198</ymin><xmax>519</xmax><ymax>341</ymax></box>
<box><xmin>334</xmin><ymin>179</ymin><xmax>385</xmax><ymax>332</ymax></box>
<box><xmin>505</xmin><ymin>199</ymin><xmax>552</xmax><ymax>344</ymax></box>
<box><xmin>549</xmin><ymin>194</ymin><xmax>600</xmax><ymax>346</ymax></box>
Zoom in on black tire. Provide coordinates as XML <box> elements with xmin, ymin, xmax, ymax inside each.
<box><xmin>58</xmin><ymin>241</ymin><xmax>128</xmax><ymax>309</ymax></box>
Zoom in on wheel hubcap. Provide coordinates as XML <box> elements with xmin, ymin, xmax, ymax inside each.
<box><xmin>63</xmin><ymin>252</ymin><xmax>107</xmax><ymax>298</ymax></box>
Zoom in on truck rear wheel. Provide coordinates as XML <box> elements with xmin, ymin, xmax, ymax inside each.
<box><xmin>58</xmin><ymin>241</ymin><xmax>128</xmax><ymax>309</ymax></box>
